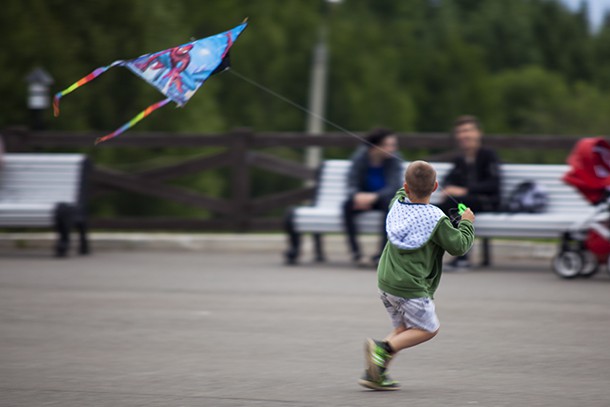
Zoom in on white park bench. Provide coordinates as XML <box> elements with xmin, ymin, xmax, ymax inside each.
<box><xmin>284</xmin><ymin>160</ymin><xmax>593</xmax><ymax>265</ymax></box>
<box><xmin>0</xmin><ymin>153</ymin><xmax>91</xmax><ymax>257</ymax></box>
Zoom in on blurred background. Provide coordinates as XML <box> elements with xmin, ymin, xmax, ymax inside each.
<box><xmin>2</xmin><ymin>0</ymin><xmax>610</xmax><ymax>227</ymax></box>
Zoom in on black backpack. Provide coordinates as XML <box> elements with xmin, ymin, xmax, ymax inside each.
<box><xmin>504</xmin><ymin>181</ymin><xmax>548</xmax><ymax>213</ymax></box>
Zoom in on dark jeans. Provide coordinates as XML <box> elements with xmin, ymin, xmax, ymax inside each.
<box><xmin>342</xmin><ymin>194</ymin><xmax>393</xmax><ymax>259</ymax></box>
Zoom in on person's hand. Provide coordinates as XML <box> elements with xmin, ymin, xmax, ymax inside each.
<box><xmin>460</xmin><ymin>208</ymin><xmax>475</xmax><ymax>223</ymax></box>
<box><xmin>443</xmin><ymin>186</ymin><xmax>468</xmax><ymax>197</ymax></box>
<box><xmin>353</xmin><ymin>192</ymin><xmax>378</xmax><ymax>210</ymax></box>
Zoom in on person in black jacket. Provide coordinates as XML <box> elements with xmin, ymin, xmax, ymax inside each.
<box><xmin>437</xmin><ymin>115</ymin><xmax>501</xmax><ymax>269</ymax></box>
<box><xmin>343</xmin><ymin>128</ymin><xmax>403</xmax><ymax>267</ymax></box>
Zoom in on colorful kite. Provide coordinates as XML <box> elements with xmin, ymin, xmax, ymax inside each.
<box><xmin>54</xmin><ymin>21</ymin><xmax>247</xmax><ymax>144</ymax></box>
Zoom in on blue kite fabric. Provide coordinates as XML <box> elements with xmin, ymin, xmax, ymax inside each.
<box><xmin>54</xmin><ymin>21</ymin><xmax>248</xmax><ymax>144</ymax></box>
<box><xmin>125</xmin><ymin>21</ymin><xmax>247</xmax><ymax>106</ymax></box>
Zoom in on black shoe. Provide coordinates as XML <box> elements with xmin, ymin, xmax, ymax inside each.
<box><xmin>352</xmin><ymin>253</ymin><xmax>370</xmax><ymax>268</ymax></box>
<box><xmin>284</xmin><ymin>249</ymin><xmax>298</xmax><ymax>265</ymax></box>
<box><xmin>446</xmin><ymin>257</ymin><xmax>471</xmax><ymax>271</ymax></box>
<box><xmin>371</xmin><ymin>255</ymin><xmax>381</xmax><ymax>268</ymax></box>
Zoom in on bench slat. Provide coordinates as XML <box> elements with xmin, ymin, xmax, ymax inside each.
<box><xmin>0</xmin><ymin>154</ymin><xmax>87</xmax><ymax>227</ymax></box>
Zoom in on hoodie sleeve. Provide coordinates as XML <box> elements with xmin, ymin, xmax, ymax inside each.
<box><xmin>432</xmin><ymin>218</ymin><xmax>475</xmax><ymax>256</ymax></box>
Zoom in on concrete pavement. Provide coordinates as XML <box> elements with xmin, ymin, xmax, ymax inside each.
<box><xmin>1</xmin><ymin>249</ymin><xmax>609</xmax><ymax>406</ymax></box>
<box><xmin>0</xmin><ymin>232</ymin><xmax>556</xmax><ymax>262</ymax></box>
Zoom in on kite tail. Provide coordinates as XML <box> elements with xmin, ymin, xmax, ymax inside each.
<box><xmin>95</xmin><ymin>98</ymin><xmax>172</xmax><ymax>145</ymax></box>
<box><xmin>53</xmin><ymin>61</ymin><xmax>125</xmax><ymax>117</ymax></box>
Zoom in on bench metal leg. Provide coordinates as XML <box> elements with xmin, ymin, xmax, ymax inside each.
<box><xmin>76</xmin><ymin>220</ymin><xmax>90</xmax><ymax>255</ymax></box>
<box><xmin>284</xmin><ymin>208</ymin><xmax>301</xmax><ymax>265</ymax></box>
<box><xmin>313</xmin><ymin>233</ymin><xmax>326</xmax><ymax>262</ymax></box>
<box><xmin>481</xmin><ymin>238</ymin><xmax>491</xmax><ymax>267</ymax></box>
<box><xmin>54</xmin><ymin>203</ymin><xmax>75</xmax><ymax>257</ymax></box>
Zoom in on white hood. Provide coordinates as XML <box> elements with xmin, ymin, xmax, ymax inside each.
<box><xmin>386</xmin><ymin>199</ymin><xmax>446</xmax><ymax>250</ymax></box>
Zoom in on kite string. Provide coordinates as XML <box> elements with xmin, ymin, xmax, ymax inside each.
<box><xmin>228</xmin><ymin>69</ymin><xmax>461</xmax><ymax>208</ymax></box>
<box><xmin>229</xmin><ymin>69</ymin><xmax>380</xmax><ymax>152</ymax></box>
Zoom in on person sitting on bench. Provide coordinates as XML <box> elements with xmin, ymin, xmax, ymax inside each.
<box><xmin>437</xmin><ymin>115</ymin><xmax>502</xmax><ymax>270</ymax></box>
<box><xmin>343</xmin><ymin>128</ymin><xmax>403</xmax><ymax>267</ymax></box>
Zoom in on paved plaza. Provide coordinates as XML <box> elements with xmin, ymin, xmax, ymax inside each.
<box><xmin>1</xmin><ymin>246</ymin><xmax>609</xmax><ymax>406</ymax></box>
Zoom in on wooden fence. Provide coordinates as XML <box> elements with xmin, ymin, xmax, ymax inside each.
<box><xmin>1</xmin><ymin>127</ymin><xmax>584</xmax><ymax>231</ymax></box>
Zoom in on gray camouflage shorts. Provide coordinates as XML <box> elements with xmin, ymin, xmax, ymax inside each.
<box><xmin>379</xmin><ymin>290</ymin><xmax>440</xmax><ymax>333</ymax></box>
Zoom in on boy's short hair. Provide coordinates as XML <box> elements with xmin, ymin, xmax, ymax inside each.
<box><xmin>365</xmin><ymin>128</ymin><xmax>395</xmax><ymax>147</ymax></box>
<box><xmin>453</xmin><ymin>115</ymin><xmax>482</xmax><ymax>132</ymax></box>
<box><xmin>405</xmin><ymin>161</ymin><xmax>436</xmax><ymax>199</ymax></box>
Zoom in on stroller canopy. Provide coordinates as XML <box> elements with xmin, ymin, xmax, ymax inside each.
<box><xmin>563</xmin><ymin>137</ymin><xmax>610</xmax><ymax>204</ymax></box>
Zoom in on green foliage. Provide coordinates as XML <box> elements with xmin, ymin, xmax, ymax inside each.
<box><xmin>5</xmin><ymin>0</ymin><xmax>610</xmax><ymax>134</ymax></box>
<box><xmin>485</xmin><ymin>66</ymin><xmax>610</xmax><ymax>134</ymax></box>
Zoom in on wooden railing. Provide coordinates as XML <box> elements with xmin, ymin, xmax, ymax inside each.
<box><xmin>1</xmin><ymin>127</ymin><xmax>583</xmax><ymax>231</ymax></box>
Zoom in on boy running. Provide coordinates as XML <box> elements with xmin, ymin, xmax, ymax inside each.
<box><xmin>359</xmin><ymin>160</ymin><xmax>475</xmax><ymax>390</ymax></box>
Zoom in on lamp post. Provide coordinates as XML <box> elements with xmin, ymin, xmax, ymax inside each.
<box><xmin>25</xmin><ymin>67</ymin><xmax>54</xmax><ymax>130</ymax></box>
<box><xmin>305</xmin><ymin>0</ymin><xmax>342</xmax><ymax>170</ymax></box>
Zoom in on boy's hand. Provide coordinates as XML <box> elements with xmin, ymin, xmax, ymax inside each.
<box><xmin>460</xmin><ymin>208</ymin><xmax>475</xmax><ymax>223</ymax></box>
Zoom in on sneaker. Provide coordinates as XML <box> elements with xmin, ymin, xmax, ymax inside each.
<box><xmin>364</xmin><ymin>338</ymin><xmax>392</xmax><ymax>382</ymax></box>
<box><xmin>353</xmin><ymin>254</ymin><xmax>371</xmax><ymax>268</ymax></box>
<box><xmin>358</xmin><ymin>370</ymin><xmax>401</xmax><ymax>391</ymax></box>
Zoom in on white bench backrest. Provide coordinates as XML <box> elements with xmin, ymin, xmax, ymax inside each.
<box><xmin>497</xmin><ymin>164</ymin><xmax>589</xmax><ymax>213</ymax></box>
<box><xmin>0</xmin><ymin>154</ymin><xmax>86</xmax><ymax>204</ymax></box>
<box><xmin>314</xmin><ymin>160</ymin><xmax>589</xmax><ymax>213</ymax></box>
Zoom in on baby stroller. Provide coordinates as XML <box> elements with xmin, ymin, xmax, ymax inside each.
<box><xmin>552</xmin><ymin>137</ymin><xmax>610</xmax><ymax>279</ymax></box>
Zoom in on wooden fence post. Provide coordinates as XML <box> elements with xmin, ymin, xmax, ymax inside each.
<box><xmin>3</xmin><ymin>127</ymin><xmax>32</xmax><ymax>152</ymax></box>
<box><xmin>230</xmin><ymin>128</ymin><xmax>253</xmax><ymax>231</ymax></box>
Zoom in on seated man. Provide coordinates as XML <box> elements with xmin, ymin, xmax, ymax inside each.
<box><xmin>343</xmin><ymin>128</ymin><xmax>403</xmax><ymax>266</ymax></box>
<box><xmin>437</xmin><ymin>115</ymin><xmax>501</xmax><ymax>269</ymax></box>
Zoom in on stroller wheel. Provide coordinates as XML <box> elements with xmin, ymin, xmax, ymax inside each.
<box><xmin>552</xmin><ymin>251</ymin><xmax>583</xmax><ymax>279</ymax></box>
<box><xmin>580</xmin><ymin>251</ymin><xmax>599</xmax><ymax>278</ymax></box>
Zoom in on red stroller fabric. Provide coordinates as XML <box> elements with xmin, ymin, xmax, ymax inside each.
<box><xmin>563</xmin><ymin>137</ymin><xmax>610</xmax><ymax>204</ymax></box>
<box><xmin>585</xmin><ymin>228</ymin><xmax>610</xmax><ymax>261</ymax></box>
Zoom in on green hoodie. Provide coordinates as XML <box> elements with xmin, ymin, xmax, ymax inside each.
<box><xmin>377</xmin><ymin>188</ymin><xmax>475</xmax><ymax>299</ymax></box>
